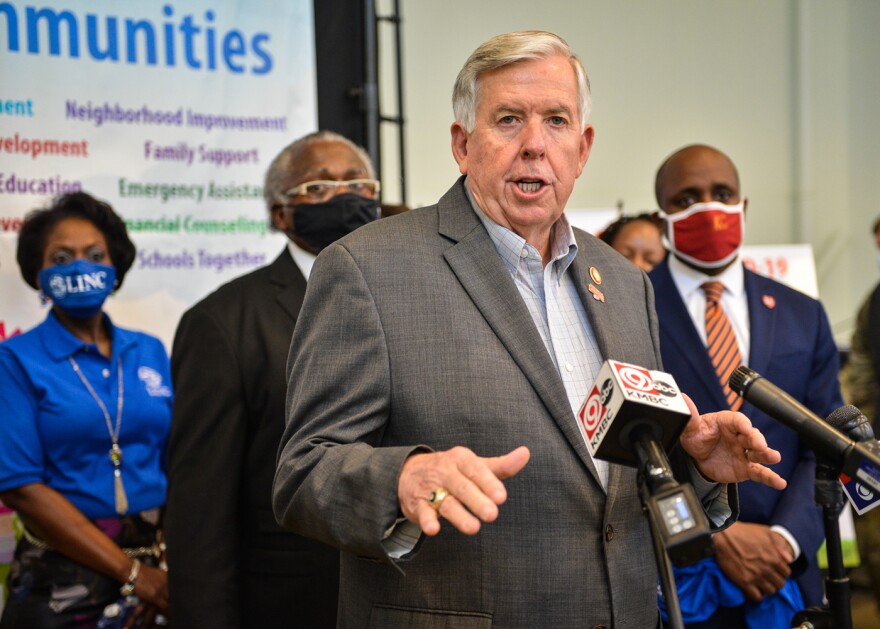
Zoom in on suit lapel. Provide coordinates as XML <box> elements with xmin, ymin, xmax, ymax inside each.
<box><xmin>570</xmin><ymin>241</ymin><xmax>613</xmax><ymax>359</ymax></box>
<box><xmin>652</xmin><ymin>261</ymin><xmax>729</xmax><ymax>410</ymax></box>
<box><xmin>438</xmin><ymin>180</ymin><xmax>602</xmax><ymax>485</ymax></box>
<box><xmin>269</xmin><ymin>248</ymin><xmax>308</xmax><ymax>323</ymax></box>
<box><xmin>744</xmin><ymin>269</ymin><xmax>776</xmax><ymax>379</ymax></box>
<box><xmin>568</xmin><ymin>250</ymin><xmax>617</xmax><ymax>492</ymax></box>
<box><xmin>569</xmin><ymin>238</ymin><xmax>644</xmax><ymax>501</ymax></box>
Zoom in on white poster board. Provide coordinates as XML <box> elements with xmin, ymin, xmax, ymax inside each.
<box><xmin>741</xmin><ymin>243</ymin><xmax>819</xmax><ymax>299</ymax></box>
<box><xmin>565</xmin><ymin>207</ymin><xmax>620</xmax><ymax>236</ymax></box>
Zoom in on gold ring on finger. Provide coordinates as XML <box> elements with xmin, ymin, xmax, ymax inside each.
<box><xmin>428</xmin><ymin>487</ymin><xmax>449</xmax><ymax>511</ymax></box>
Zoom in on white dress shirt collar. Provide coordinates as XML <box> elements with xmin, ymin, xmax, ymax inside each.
<box><xmin>668</xmin><ymin>254</ymin><xmax>745</xmax><ymax>302</ymax></box>
<box><xmin>286</xmin><ymin>240</ymin><xmax>317</xmax><ymax>280</ymax></box>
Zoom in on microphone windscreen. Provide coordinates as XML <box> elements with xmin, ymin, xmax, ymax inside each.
<box><xmin>826</xmin><ymin>404</ymin><xmax>862</xmax><ymax>428</ymax></box>
<box><xmin>827</xmin><ymin>404</ymin><xmax>880</xmax><ymax>514</ymax></box>
<box><xmin>727</xmin><ymin>365</ymin><xmax>754</xmax><ymax>395</ymax></box>
<box><xmin>826</xmin><ymin>404</ymin><xmax>875</xmax><ymax>442</ymax></box>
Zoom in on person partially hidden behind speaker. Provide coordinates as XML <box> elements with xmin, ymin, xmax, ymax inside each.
<box><xmin>164</xmin><ymin>131</ymin><xmax>382</xmax><ymax>628</ymax></box>
<box><xmin>0</xmin><ymin>192</ymin><xmax>171</xmax><ymax>628</ymax></box>
<box><xmin>649</xmin><ymin>144</ymin><xmax>843</xmax><ymax>628</ymax></box>
<box><xmin>598</xmin><ymin>212</ymin><xmax>666</xmax><ymax>273</ymax></box>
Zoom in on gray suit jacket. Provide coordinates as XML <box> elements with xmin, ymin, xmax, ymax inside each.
<box><xmin>274</xmin><ymin>178</ymin><xmax>719</xmax><ymax>628</ymax></box>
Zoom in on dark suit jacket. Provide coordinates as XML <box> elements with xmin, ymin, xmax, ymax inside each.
<box><xmin>273</xmin><ymin>179</ymin><xmax>735</xmax><ymax>629</ymax></box>
<box><xmin>650</xmin><ymin>258</ymin><xmax>842</xmax><ymax>606</ymax></box>
<box><xmin>166</xmin><ymin>249</ymin><xmax>339</xmax><ymax>628</ymax></box>
<box><xmin>866</xmin><ymin>282</ymin><xmax>880</xmax><ymax>417</ymax></box>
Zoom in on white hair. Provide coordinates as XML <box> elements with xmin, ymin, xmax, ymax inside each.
<box><xmin>263</xmin><ymin>131</ymin><xmax>375</xmax><ymax>207</ymax></box>
<box><xmin>452</xmin><ymin>31</ymin><xmax>592</xmax><ymax>132</ymax></box>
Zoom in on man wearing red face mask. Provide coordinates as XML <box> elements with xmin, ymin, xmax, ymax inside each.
<box><xmin>649</xmin><ymin>144</ymin><xmax>842</xmax><ymax>628</ymax></box>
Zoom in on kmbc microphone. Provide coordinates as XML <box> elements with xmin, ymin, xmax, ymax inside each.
<box><xmin>577</xmin><ymin>360</ymin><xmax>691</xmax><ymax>465</ymax></box>
<box><xmin>728</xmin><ymin>366</ymin><xmax>880</xmax><ymax>495</ymax></box>
<box><xmin>578</xmin><ymin>360</ymin><xmax>713</xmax><ymax>565</ymax></box>
<box><xmin>828</xmin><ymin>405</ymin><xmax>880</xmax><ymax>515</ymax></box>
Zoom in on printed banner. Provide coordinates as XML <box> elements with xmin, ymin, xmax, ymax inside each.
<box><xmin>1</xmin><ymin>231</ymin><xmax>286</xmax><ymax>346</ymax></box>
<box><xmin>0</xmin><ymin>0</ymin><xmax>314</xmax><ymax>347</ymax></box>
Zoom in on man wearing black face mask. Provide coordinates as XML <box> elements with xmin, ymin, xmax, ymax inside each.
<box><xmin>271</xmin><ymin>137</ymin><xmax>381</xmax><ymax>255</ymax></box>
<box><xmin>165</xmin><ymin>131</ymin><xmax>380</xmax><ymax>628</ymax></box>
<box><xmin>649</xmin><ymin>144</ymin><xmax>842</xmax><ymax>628</ymax></box>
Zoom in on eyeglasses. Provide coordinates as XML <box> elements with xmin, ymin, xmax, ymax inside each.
<box><xmin>283</xmin><ymin>179</ymin><xmax>381</xmax><ymax>203</ymax></box>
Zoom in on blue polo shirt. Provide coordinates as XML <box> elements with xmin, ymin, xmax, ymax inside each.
<box><xmin>0</xmin><ymin>311</ymin><xmax>172</xmax><ymax>520</ymax></box>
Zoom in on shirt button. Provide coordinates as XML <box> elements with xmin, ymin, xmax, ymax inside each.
<box><xmin>605</xmin><ymin>524</ymin><xmax>613</xmax><ymax>542</ymax></box>
<box><xmin>102</xmin><ymin>369</ymin><xmax>110</xmax><ymax>378</ymax></box>
<box><xmin>519</xmin><ymin>248</ymin><xmax>528</xmax><ymax>258</ymax></box>
<box><xmin>565</xmin><ymin>362</ymin><xmax>574</xmax><ymax>372</ymax></box>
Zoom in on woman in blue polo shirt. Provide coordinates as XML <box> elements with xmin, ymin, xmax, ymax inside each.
<box><xmin>0</xmin><ymin>192</ymin><xmax>171</xmax><ymax>628</ymax></box>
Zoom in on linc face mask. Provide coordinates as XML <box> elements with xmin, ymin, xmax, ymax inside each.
<box><xmin>38</xmin><ymin>259</ymin><xmax>116</xmax><ymax>318</ymax></box>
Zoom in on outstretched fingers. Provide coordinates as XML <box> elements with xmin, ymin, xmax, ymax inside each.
<box><xmin>746</xmin><ymin>460</ymin><xmax>787</xmax><ymax>490</ymax></box>
<box><xmin>732</xmin><ymin>423</ymin><xmax>782</xmax><ymax>465</ymax></box>
<box><xmin>484</xmin><ymin>446</ymin><xmax>531</xmax><ymax>482</ymax></box>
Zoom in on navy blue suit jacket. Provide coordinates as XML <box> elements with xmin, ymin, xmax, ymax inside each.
<box><xmin>649</xmin><ymin>258</ymin><xmax>842</xmax><ymax>607</ymax></box>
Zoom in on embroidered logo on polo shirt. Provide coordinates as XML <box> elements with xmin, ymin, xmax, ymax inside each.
<box><xmin>138</xmin><ymin>367</ymin><xmax>171</xmax><ymax>397</ymax></box>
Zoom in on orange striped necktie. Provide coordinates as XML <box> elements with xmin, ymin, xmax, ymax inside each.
<box><xmin>702</xmin><ymin>281</ymin><xmax>743</xmax><ymax>411</ymax></box>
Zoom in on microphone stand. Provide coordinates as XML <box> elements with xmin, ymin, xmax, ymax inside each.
<box><xmin>640</xmin><ymin>475</ymin><xmax>685</xmax><ymax>629</ymax></box>
<box><xmin>726</xmin><ymin>368</ymin><xmax>874</xmax><ymax>628</ymax></box>
<box><xmin>632</xmin><ymin>431</ymin><xmax>714</xmax><ymax>629</ymax></box>
<box><xmin>790</xmin><ymin>460</ymin><xmax>852</xmax><ymax>629</ymax></box>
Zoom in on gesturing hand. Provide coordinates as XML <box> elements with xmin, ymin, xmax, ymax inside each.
<box><xmin>398</xmin><ymin>446</ymin><xmax>530</xmax><ymax>536</ymax></box>
<box><xmin>678</xmin><ymin>394</ymin><xmax>787</xmax><ymax>489</ymax></box>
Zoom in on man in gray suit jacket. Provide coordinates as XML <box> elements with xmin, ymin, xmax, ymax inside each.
<box><xmin>166</xmin><ymin>131</ymin><xmax>381</xmax><ymax>627</ymax></box>
<box><xmin>274</xmin><ymin>31</ymin><xmax>786</xmax><ymax>629</ymax></box>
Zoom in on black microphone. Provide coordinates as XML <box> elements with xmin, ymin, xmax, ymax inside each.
<box><xmin>578</xmin><ymin>360</ymin><xmax>712</xmax><ymax>565</ymax></box>
<box><xmin>728</xmin><ymin>366</ymin><xmax>880</xmax><ymax>495</ymax></box>
<box><xmin>827</xmin><ymin>405</ymin><xmax>880</xmax><ymax>514</ymax></box>
<box><xmin>827</xmin><ymin>404</ymin><xmax>874</xmax><ymax>442</ymax></box>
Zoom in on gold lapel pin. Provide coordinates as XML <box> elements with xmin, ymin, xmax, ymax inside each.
<box><xmin>762</xmin><ymin>294</ymin><xmax>776</xmax><ymax>309</ymax></box>
<box><xmin>589</xmin><ymin>266</ymin><xmax>602</xmax><ymax>285</ymax></box>
<box><xmin>588</xmin><ymin>284</ymin><xmax>605</xmax><ymax>303</ymax></box>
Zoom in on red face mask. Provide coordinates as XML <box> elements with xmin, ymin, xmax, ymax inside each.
<box><xmin>661</xmin><ymin>201</ymin><xmax>745</xmax><ymax>269</ymax></box>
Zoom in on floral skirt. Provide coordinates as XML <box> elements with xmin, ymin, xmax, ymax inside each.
<box><xmin>0</xmin><ymin>511</ymin><xmax>159</xmax><ymax>629</ymax></box>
